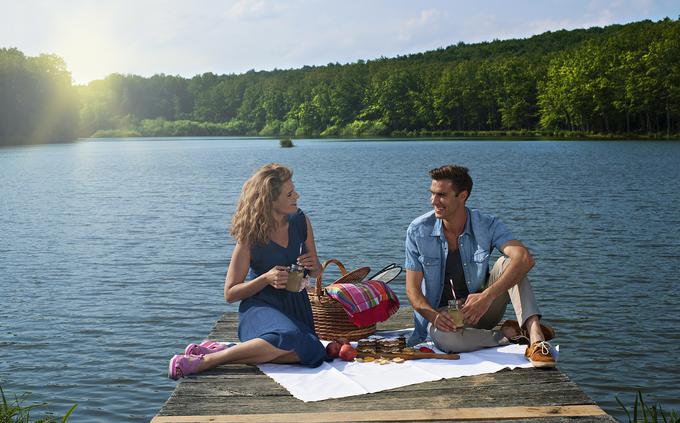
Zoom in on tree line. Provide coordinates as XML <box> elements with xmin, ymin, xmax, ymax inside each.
<box><xmin>1</xmin><ymin>18</ymin><xmax>679</xmax><ymax>146</ymax></box>
<box><xmin>0</xmin><ymin>49</ymin><xmax>78</xmax><ymax>145</ymax></box>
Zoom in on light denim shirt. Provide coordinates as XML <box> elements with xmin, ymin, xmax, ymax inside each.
<box><xmin>404</xmin><ymin>207</ymin><xmax>515</xmax><ymax>345</ymax></box>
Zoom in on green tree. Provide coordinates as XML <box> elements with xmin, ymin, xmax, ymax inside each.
<box><xmin>0</xmin><ymin>48</ymin><xmax>78</xmax><ymax>145</ymax></box>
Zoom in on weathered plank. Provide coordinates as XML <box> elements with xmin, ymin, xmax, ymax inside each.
<box><xmin>152</xmin><ymin>405</ymin><xmax>607</xmax><ymax>422</ymax></box>
<box><xmin>154</xmin><ymin>307</ymin><xmax>615</xmax><ymax>422</ymax></box>
<box><xmin>157</xmin><ymin>387</ymin><xmax>598</xmax><ymax>416</ymax></box>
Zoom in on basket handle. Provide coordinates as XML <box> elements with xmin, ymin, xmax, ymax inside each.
<box><xmin>315</xmin><ymin>258</ymin><xmax>347</xmax><ymax>298</ymax></box>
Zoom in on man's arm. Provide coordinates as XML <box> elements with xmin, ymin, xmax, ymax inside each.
<box><xmin>406</xmin><ymin>269</ymin><xmax>456</xmax><ymax>332</ymax></box>
<box><xmin>461</xmin><ymin>240</ymin><xmax>535</xmax><ymax>325</ymax></box>
<box><xmin>484</xmin><ymin>240</ymin><xmax>534</xmax><ymax>300</ymax></box>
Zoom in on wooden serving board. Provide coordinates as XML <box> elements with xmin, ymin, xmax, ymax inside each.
<box><xmin>357</xmin><ymin>351</ymin><xmax>459</xmax><ymax>361</ymax></box>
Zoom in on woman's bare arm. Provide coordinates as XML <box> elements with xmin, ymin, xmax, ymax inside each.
<box><xmin>223</xmin><ymin>242</ymin><xmax>289</xmax><ymax>303</ymax></box>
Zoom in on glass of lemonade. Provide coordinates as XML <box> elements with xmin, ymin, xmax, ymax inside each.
<box><xmin>286</xmin><ymin>263</ymin><xmax>305</xmax><ymax>292</ymax></box>
<box><xmin>447</xmin><ymin>299</ymin><xmax>465</xmax><ymax>328</ymax></box>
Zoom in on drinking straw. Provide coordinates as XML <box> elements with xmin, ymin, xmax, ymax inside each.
<box><xmin>297</xmin><ymin>243</ymin><xmax>304</xmax><ymax>267</ymax></box>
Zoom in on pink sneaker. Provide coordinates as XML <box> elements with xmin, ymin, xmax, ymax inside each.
<box><xmin>200</xmin><ymin>340</ymin><xmax>236</xmax><ymax>351</ymax></box>
<box><xmin>168</xmin><ymin>354</ymin><xmax>203</xmax><ymax>380</ymax></box>
<box><xmin>184</xmin><ymin>341</ymin><xmax>234</xmax><ymax>356</ymax></box>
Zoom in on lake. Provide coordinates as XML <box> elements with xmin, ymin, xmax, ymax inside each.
<box><xmin>1</xmin><ymin>137</ymin><xmax>678</xmax><ymax>422</ymax></box>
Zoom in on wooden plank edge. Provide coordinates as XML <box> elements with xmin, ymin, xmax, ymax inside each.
<box><xmin>151</xmin><ymin>404</ymin><xmax>607</xmax><ymax>422</ymax></box>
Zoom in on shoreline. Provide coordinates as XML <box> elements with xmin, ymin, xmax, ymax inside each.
<box><xmin>87</xmin><ymin>129</ymin><xmax>680</xmax><ymax>142</ymax></box>
<box><xmin>3</xmin><ymin>134</ymin><xmax>679</xmax><ymax>149</ymax></box>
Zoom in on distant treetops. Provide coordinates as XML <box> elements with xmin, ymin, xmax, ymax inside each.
<box><xmin>2</xmin><ymin>17</ymin><xmax>679</xmax><ymax>146</ymax></box>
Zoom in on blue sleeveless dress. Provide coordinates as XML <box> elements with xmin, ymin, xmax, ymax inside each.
<box><xmin>237</xmin><ymin>210</ymin><xmax>327</xmax><ymax>368</ymax></box>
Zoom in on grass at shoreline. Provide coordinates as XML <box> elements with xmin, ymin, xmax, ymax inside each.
<box><xmin>617</xmin><ymin>391</ymin><xmax>680</xmax><ymax>423</ymax></box>
<box><xmin>0</xmin><ymin>386</ymin><xmax>76</xmax><ymax>423</ymax></box>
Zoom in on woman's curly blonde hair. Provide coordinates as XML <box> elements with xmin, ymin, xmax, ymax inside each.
<box><xmin>231</xmin><ymin>163</ymin><xmax>293</xmax><ymax>246</ymax></box>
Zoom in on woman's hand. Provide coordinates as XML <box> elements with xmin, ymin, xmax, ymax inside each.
<box><xmin>297</xmin><ymin>252</ymin><xmax>319</xmax><ymax>274</ymax></box>
<box><xmin>265</xmin><ymin>265</ymin><xmax>290</xmax><ymax>289</ymax></box>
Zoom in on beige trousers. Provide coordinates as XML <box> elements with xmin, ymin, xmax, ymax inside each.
<box><xmin>429</xmin><ymin>256</ymin><xmax>541</xmax><ymax>353</ymax></box>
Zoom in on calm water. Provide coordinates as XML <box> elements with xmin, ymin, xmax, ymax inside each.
<box><xmin>1</xmin><ymin>138</ymin><xmax>679</xmax><ymax>422</ymax></box>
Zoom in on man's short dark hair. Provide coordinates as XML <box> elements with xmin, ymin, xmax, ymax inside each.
<box><xmin>429</xmin><ymin>165</ymin><xmax>473</xmax><ymax>199</ymax></box>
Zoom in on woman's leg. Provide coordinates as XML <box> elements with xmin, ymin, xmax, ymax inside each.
<box><xmin>194</xmin><ymin>338</ymin><xmax>300</xmax><ymax>372</ymax></box>
<box><xmin>269</xmin><ymin>351</ymin><xmax>300</xmax><ymax>363</ymax></box>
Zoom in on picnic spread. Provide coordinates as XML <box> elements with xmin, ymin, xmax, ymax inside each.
<box><xmin>256</xmin><ymin>330</ymin><xmax>558</xmax><ymax>402</ymax></box>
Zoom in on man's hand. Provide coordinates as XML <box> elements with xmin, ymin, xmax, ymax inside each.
<box><xmin>406</xmin><ymin>269</ymin><xmax>459</xmax><ymax>332</ymax></box>
<box><xmin>461</xmin><ymin>292</ymin><xmax>492</xmax><ymax>326</ymax></box>
<box><xmin>432</xmin><ymin>310</ymin><xmax>457</xmax><ymax>332</ymax></box>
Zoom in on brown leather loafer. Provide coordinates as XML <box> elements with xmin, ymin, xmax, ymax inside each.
<box><xmin>525</xmin><ymin>341</ymin><xmax>556</xmax><ymax>368</ymax></box>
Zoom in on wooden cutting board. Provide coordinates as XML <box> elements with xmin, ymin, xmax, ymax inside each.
<box><xmin>357</xmin><ymin>350</ymin><xmax>459</xmax><ymax>361</ymax></box>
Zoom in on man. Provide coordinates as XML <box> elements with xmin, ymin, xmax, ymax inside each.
<box><xmin>404</xmin><ymin>165</ymin><xmax>555</xmax><ymax>368</ymax></box>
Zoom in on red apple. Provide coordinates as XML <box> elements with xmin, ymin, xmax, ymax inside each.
<box><xmin>325</xmin><ymin>341</ymin><xmax>342</xmax><ymax>358</ymax></box>
<box><xmin>338</xmin><ymin>344</ymin><xmax>357</xmax><ymax>361</ymax></box>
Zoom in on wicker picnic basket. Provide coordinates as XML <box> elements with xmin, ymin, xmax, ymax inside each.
<box><xmin>308</xmin><ymin>258</ymin><xmax>375</xmax><ymax>341</ymax></box>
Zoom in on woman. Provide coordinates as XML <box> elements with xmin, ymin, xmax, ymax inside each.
<box><xmin>169</xmin><ymin>163</ymin><xmax>326</xmax><ymax>379</ymax></box>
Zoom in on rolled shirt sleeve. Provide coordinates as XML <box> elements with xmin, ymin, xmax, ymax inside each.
<box><xmin>404</xmin><ymin>225</ymin><xmax>423</xmax><ymax>272</ymax></box>
<box><xmin>489</xmin><ymin>216</ymin><xmax>515</xmax><ymax>252</ymax></box>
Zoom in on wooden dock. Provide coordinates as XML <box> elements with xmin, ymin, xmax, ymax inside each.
<box><xmin>153</xmin><ymin>308</ymin><xmax>614</xmax><ymax>422</ymax></box>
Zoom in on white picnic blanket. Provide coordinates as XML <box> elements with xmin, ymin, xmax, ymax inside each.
<box><xmin>257</xmin><ymin>329</ymin><xmax>559</xmax><ymax>402</ymax></box>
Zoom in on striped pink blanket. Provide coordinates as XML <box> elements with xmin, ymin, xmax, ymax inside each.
<box><xmin>325</xmin><ymin>280</ymin><xmax>400</xmax><ymax>326</ymax></box>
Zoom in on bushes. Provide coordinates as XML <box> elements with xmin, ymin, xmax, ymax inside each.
<box><xmin>340</xmin><ymin>120</ymin><xmax>388</xmax><ymax>137</ymax></box>
<box><xmin>87</xmin><ymin>118</ymin><xmax>261</xmax><ymax>138</ymax></box>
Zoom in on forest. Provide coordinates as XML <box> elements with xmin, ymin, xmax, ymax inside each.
<box><xmin>1</xmin><ymin>17</ymin><xmax>679</xmax><ymax>146</ymax></box>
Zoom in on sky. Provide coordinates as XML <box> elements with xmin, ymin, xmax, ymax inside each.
<box><xmin>1</xmin><ymin>0</ymin><xmax>678</xmax><ymax>85</ymax></box>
